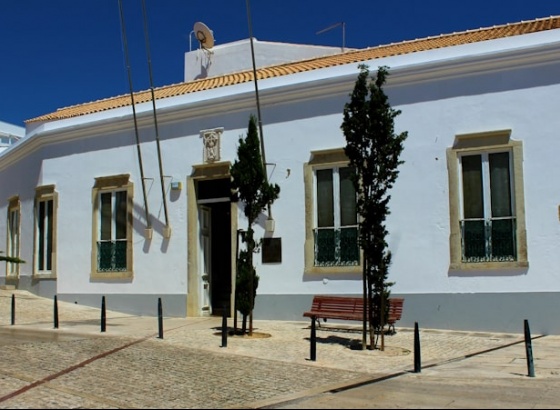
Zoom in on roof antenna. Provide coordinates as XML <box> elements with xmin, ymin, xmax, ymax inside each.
<box><xmin>316</xmin><ymin>22</ymin><xmax>346</xmax><ymax>52</ymax></box>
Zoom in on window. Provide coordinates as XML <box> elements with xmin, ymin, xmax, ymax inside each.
<box><xmin>460</xmin><ymin>152</ymin><xmax>516</xmax><ymax>262</ymax></box>
<box><xmin>91</xmin><ymin>175</ymin><xmax>133</xmax><ymax>278</ymax></box>
<box><xmin>304</xmin><ymin>149</ymin><xmax>362</xmax><ymax>275</ymax></box>
<box><xmin>447</xmin><ymin>130</ymin><xmax>528</xmax><ymax>270</ymax></box>
<box><xmin>34</xmin><ymin>186</ymin><xmax>58</xmax><ymax>277</ymax></box>
<box><xmin>98</xmin><ymin>191</ymin><xmax>127</xmax><ymax>271</ymax></box>
<box><xmin>6</xmin><ymin>197</ymin><xmax>20</xmax><ymax>278</ymax></box>
<box><xmin>315</xmin><ymin>166</ymin><xmax>359</xmax><ymax>266</ymax></box>
<box><xmin>0</xmin><ymin>135</ymin><xmax>19</xmax><ymax>146</ymax></box>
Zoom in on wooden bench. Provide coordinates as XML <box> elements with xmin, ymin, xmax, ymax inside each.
<box><xmin>303</xmin><ymin>295</ymin><xmax>404</xmax><ymax>334</ymax></box>
<box><xmin>387</xmin><ymin>297</ymin><xmax>404</xmax><ymax>334</ymax></box>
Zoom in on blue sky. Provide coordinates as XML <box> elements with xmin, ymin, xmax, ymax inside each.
<box><xmin>1</xmin><ymin>0</ymin><xmax>558</xmax><ymax>127</ymax></box>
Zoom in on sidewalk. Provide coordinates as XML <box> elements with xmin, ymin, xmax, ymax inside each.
<box><xmin>1</xmin><ymin>289</ymin><xmax>559</xmax><ymax>408</ymax></box>
<box><xmin>264</xmin><ymin>335</ymin><xmax>560</xmax><ymax>409</ymax></box>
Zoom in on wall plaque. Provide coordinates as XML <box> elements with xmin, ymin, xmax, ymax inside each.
<box><xmin>262</xmin><ymin>237</ymin><xmax>282</xmax><ymax>264</ymax></box>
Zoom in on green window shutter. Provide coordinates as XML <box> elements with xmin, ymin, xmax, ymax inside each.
<box><xmin>115</xmin><ymin>191</ymin><xmax>127</xmax><ymax>240</ymax></box>
<box><xmin>37</xmin><ymin>199</ymin><xmax>54</xmax><ymax>271</ymax></box>
<box><xmin>339</xmin><ymin>167</ymin><xmax>357</xmax><ymax>226</ymax></box>
<box><xmin>100</xmin><ymin>193</ymin><xmax>112</xmax><ymax>241</ymax></box>
<box><xmin>489</xmin><ymin>152</ymin><xmax>512</xmax><ymax>218</ymax></box>
<box><xmin>316</xmin><ymin>169</ymin><xmax>334</xmax><ymax>227</ymax></box>
<box><xmin>98</xmin><ymin>191</ymin><xmax>128</xmax><ymax>271</ymax></box>
<box><xmin>461</xmin><ymin>155</ymin><xmax>484</xmax><ymax>219</ymax></box>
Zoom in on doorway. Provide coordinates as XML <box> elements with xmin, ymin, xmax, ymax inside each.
<box><xmin>196</xmin><ymin>178</ymin><xmax>232</xmax><ymax>317</ymax></box>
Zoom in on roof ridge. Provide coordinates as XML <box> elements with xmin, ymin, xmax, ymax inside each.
<box><xmin>367</xmin><ymin>14</ymin><xmax>560</xmax><ymax>47</ymax></box>
<box><xmin>27</xmin><ymin>15</ymin><xmax>560</xmax><ymax>123</ymax></box>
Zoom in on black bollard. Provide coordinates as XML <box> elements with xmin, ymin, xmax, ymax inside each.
<box><xmin>524</xmin><ymin>319</ymin><xmax>535</xmax><ymax>377</ymax></box>
<box><xmin>53</xmin><ymin>295</ymin><xmax>59</xmax><ymax>329</ymax></box>
<box><xmin>11</xmin><ymin>294</ymin><xmax>15</xmax><ymax>325</ymax></box>
<box><xmin>414</xmin><ymin>321</ymin><xmax>421</xmax><ymax>373</ymax></box>
<box><xmin>310</xmin><ymin>317</ymin><xmax>317</xmax><ymax>361</ymax></box>
<box><xmin>221</xmin><ymin>309</ymin><xmax>228</xmax><ymax>348</ymax></box>
<box><xmin>157</xmin><ymin>298</ymin><xmax>163</xmax><ymax>339</ymax></box>
<box><xmin>101</xmin><ymin>296</ymin><xmax>106</xmax><ymax>333</ymax></box>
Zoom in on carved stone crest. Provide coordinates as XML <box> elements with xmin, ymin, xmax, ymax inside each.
<box><xmin>201</xmin><ymin>128</ymin><xmax>223</xmax><ymax>163</ymax></box>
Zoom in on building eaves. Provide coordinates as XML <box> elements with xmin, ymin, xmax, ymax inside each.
<box><xmin>26</xmin><ymin>15</ymin><xmax>560</xmax><ymax>124</ymax></box>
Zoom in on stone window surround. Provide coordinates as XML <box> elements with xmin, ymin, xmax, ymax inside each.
<box><xmin>303</xmin><ymin>148</ymin><xmax>363</xmax><ymax>276</ymax></box>
<box><xmin>90</xmin><ymin>174</ymin><xmax>134</xmax><ymax>280</ymax></box>
<box><xmin>33</xmin><ymin>185</ymin><xmax>58</xmax><ymax>279</ymax></box>
<box><xmin>6</xmin><ymin>195</ymin><xmax>21</xmax><ymax>279</ymax></box>
<box><xmin>446</xmin><ymin>129</ymin><xmax>528</xmax><ymax>271</ymax></box>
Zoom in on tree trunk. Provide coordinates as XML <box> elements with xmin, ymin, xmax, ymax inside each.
<box><xmin>362</xmin><ymin>258</ymin><xmax>367</xmax><ymax>350</ymax></box>
<box><xmin>242</xmin><ymin>314</ymin><xmax>247</xmax><ymax>335</ymax></box>
<box><xmin>380</xmin><ymin>290</ymin><xmax>385</xmax><ymax>351</ymax></box>
<box><xmin>368</xmin><ymin>280</ymin><xmax>374</xmax><ymax>349</ymax></box>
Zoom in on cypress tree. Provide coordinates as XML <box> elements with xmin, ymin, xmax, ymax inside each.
<box><xmin>230</xmin><ymin>114</ymin><xmax>280</xmax><ymax>335</ymax></box>
<box><xmin>341</xmin><ymin>64</ymin><xmax>407</xmax><ymax>348</ymax></box>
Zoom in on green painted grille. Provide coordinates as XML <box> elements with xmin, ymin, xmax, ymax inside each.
<box><xmin>461</xmin><ymin>218</ymin><xmax>516</xmax><ymax>263</ymax></box>
<box><xmin>314</xmin><ymin>227</ymin><xmax>359</xmax><ymax>266</ymax></box>
<box><xmin>98</xmin><ymin>240</ymin><xmax>127</xmax><ymax>272</ymax></box>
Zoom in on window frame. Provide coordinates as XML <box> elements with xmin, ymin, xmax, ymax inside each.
<box><xmin>91</xmin><ymin>174</ymin><xmax>134</xmax><ymax>279</ymax></box>
<box><xmin>447</xmin><ymin>130</ymin><xmax>528</xmax><ymax>271</ymax></box>
<box><xmin>33</xmin><ymin>185</ymin><xmax>58</xmax><ymax>278</ymax></box>
<box><xmin>304</xmin><ymin>148</ymin><xmax>362</xmax><ymax>275</ymax></box>
<box><xmin>6</xmin><ymin>196</ymin><xmax>21</xmax><ymax>279</ymax></box>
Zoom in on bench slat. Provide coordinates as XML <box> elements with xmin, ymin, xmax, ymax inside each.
<box><xmin>303</xmin><ymin>295</ymin><xmax>404</xmax><ymax>332</ymax></box>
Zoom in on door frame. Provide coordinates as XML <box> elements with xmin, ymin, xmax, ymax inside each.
<box><xmin>198</xmin><ymin>205</ymin><xmax>212</xmax><ymax>315</ymax></box>
<box><xmin>186</xmin><ymin>162</ymin><xmax>237</xmax><ymax>317</ymax></box>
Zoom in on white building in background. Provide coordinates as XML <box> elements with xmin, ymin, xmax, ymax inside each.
<box><xmin>0</xmin><ymin>121</ymin><xmax>24</xmax><ymax>153</ymax></box>
<box><xmin>2</xmin><ymin>16</ymin><xmax>560</xmax><ymax>334</ymax></box>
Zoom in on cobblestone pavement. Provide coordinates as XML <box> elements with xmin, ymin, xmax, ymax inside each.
<box><xmin>0</xmin><ymin>290</ymin><xmax>549</xmax><ymax>409</ymax></box>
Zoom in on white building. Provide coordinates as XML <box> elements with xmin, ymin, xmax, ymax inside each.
<box><xmin>0</xmin><ymin>121</ymin><xmax>24</xmax><ymax>153</ymax></box>
<box><xmin>2</xmin><ymin>16</ymin><xmax>560</xmax><ymax>334</ymax></box>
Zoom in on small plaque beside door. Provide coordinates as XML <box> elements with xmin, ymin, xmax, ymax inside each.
<box><xmin>262</xmin><ymin>238</ymin><xmax>282</xmax><ymax>264</ymax></box>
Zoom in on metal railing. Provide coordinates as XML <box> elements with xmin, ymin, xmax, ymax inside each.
<box><xmin>460</xmin><ymin>217</ymin><xmax>516</xmax><ymax>262</ymax></box>
<box><xmin>314</xmin><ymin>226</ymin><xmax>359</xmax><ymax>266</ymax></box>
<box><xmin>97</xmin><ymin>240</ymin><xmax>127</xmax><ymax>271</ymax></box>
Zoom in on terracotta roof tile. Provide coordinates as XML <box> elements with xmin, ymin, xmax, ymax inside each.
<box><xmin>27</xmin><ymin>16</ymin><xmax>560</xmax><ymax>123</ymax></box>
